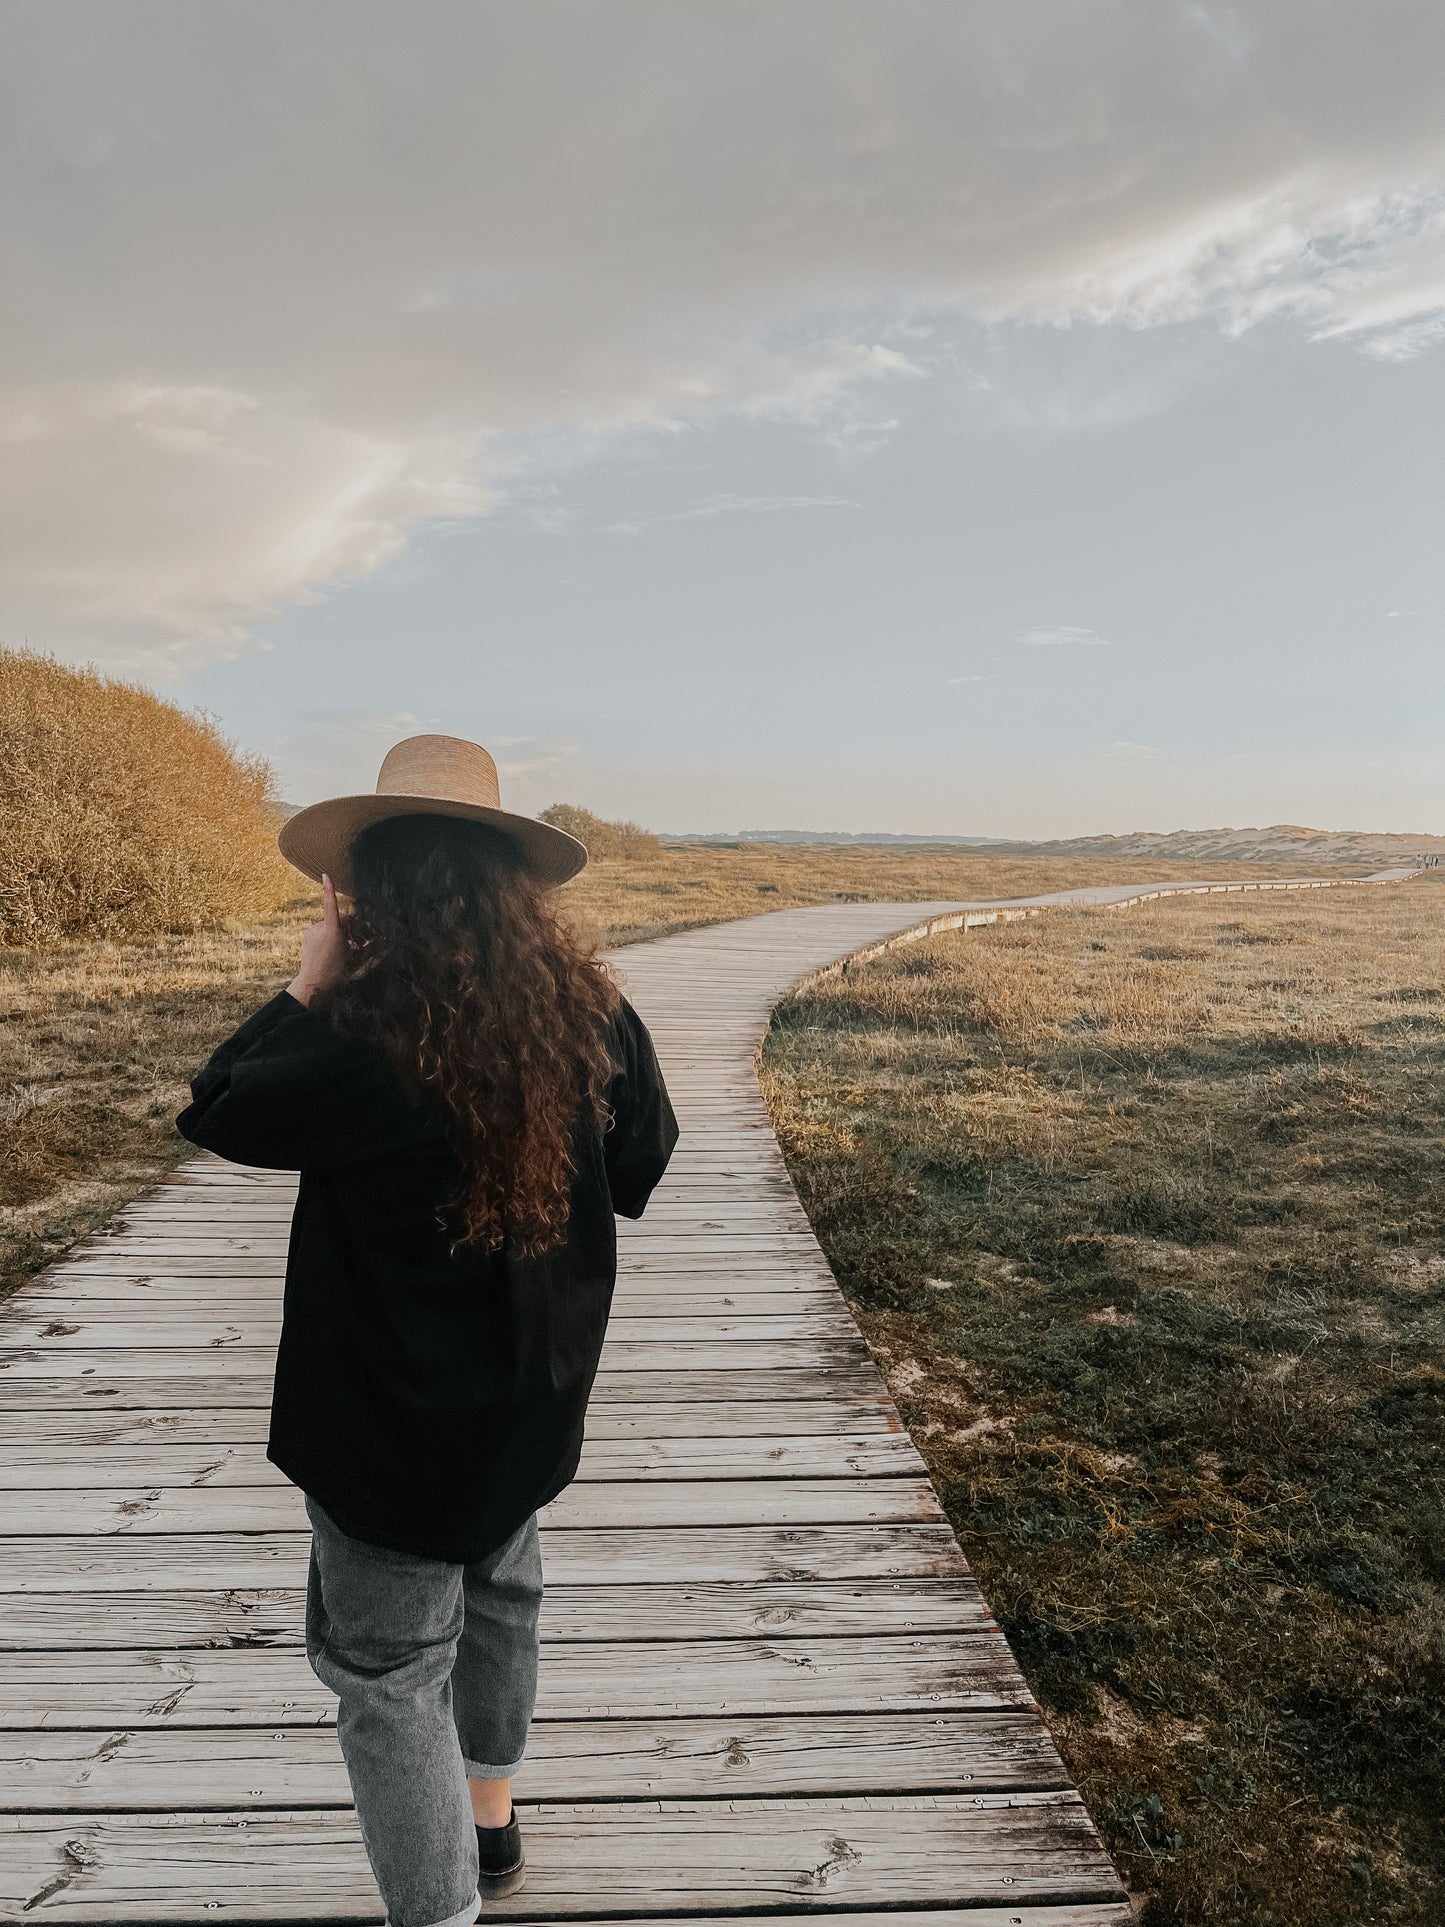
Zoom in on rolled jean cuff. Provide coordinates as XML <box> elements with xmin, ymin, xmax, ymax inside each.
<box><xmin>414</xmin><ymin>1890</ymin><xmax>480</xmax><ymax>1927</ymax></box>
<box><xmin>463</xmin><ymin>1753</ymin><xmax>525</xmax><ymax>1779</ymax></box>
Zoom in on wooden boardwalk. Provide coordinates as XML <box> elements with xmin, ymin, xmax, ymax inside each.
<box><xmin>0</xmin><ymin>876</ymin><xmax>1408</xmax><ymax>1923</ymax></box>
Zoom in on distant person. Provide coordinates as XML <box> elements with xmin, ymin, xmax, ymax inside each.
<box><xmin>179</xmin><ymin>736</ymin><xmax>678</xmax><ymax>1927</ymax></box>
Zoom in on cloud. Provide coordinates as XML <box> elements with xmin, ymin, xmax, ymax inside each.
<box><xmin>0</xmin><ymin>383</ymin><xmax>491</xmax><ymax>672</ymax></box>
<box><xmin>1094</xmin><ymin>741</ymin><xmax>1166</xmax><ymax>763</ymax></box>
<box><xmin>1019</xmin><ymin>627</ymin><xmax>1112</xmax><ymax>647</ymax></box>
<box><xmin>1358</xmin><ymin>314</ymin><xmax>1445</xmax><ymax>362</ymax></box>
<box><xmin>947</xmin><ymin>673</ymin><xmax>994</xmax><ymax>684</ymax></box>
<box><xmin>671</xmin><ymin>495</ymin><xmax>860</xmax><ymax>522</ymax></box>
<box><xmin>604</xmin><ymin>493</ymin><xmax>860</xmax><ymax>535</ymax></box>
<box><xmin>4</xmin><ymin>1</ymin><xmax>1445</xmax><ymax>665</ymax></box>
<box><xmin>490</xmin><ymin>736</ymin><xmax>585</xmax><ymax>800</ymax></box>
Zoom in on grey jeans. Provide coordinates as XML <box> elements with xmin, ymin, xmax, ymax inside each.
<box><xmin>305</xmin><ymin>1497</ymin><xmax>543</xmax><ymax>1927</ymax></box>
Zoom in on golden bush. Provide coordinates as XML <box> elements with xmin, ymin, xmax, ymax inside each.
<box><xmin>539</xmin><ymin>802</ymin><xmax>661</xmax><ymax>859</ymax></box>
<box><xmin>0</xmin><ymin>650</ymin><xmax>294</xmax><ymax>945</ymax></box>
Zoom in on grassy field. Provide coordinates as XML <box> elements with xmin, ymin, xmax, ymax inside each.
<box><xmin>761</xmin><ymin>879</ymin><xmax>1444</xmax><ymax>1927</ymax></box>
<box><xmin>0</xmin><ymin>842</ymin><xmax>1337</xmax><ymax>1304</ymax></box>
<box><xmin>563</xmin><ymin>842</ymin><xmax>1358</xmax><ymax>948</ymax></box>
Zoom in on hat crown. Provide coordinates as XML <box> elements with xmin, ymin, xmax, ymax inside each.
<box><xmin>376</xmin><ymin>735</ymin><xmax>501</xmax><ymax>809</ymax></box>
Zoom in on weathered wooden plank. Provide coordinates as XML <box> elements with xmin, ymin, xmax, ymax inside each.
<box><xmin>112</xmin><ymin>1198</ymin><xmax>809</xmax><ymax>1223</ymax></box>
<box><xmin>0</xmin><ymin>1476</ymin><xmax>946</xmax><ymax>1536</ymax></box>
<box><xmin>0</xmin><ymin>1309</ymin><xmax>861</xmax><ymax>1348</ymax></box>
<box><xmin>0</xmin><ymin>1524</ymin><xmax>967</xmax><ymax>1592</ymax></box>
<box><xmin>155</xmin><ymin>1168</ymin><xmax>795</xmax><ymax>1194</ymax></box>
<box><xmin>16</xmin><ymin>1257</ymin><xmax>293</xmax><ymax>1279</ymax></box>
<box><xmin>49</xmin><ymin>1189</ymin><xmax>806</xmax><ymax>1216</ymax></box>
<box><xmin>0</xmin><ymin>1796</ymin><xmax>1126</xmax><ymax>1920</ymax></box>
<box><xmin>67</xmin><ymin>1232</ymin><xmax>825</xmax><ymax>1256</ymax></box>
<box><xmin>83</xmin><ymin>1220</ymin><xmax>809</xmax><ymax>1246</ymax></box>
<box><xmin>0</xmin><ymin>1399</ymin><xmax>905</xmax><ymax>1451</ymax></box>
<box><xmin>0</xmin><ymin>1336</ymin><xmax>873</xmax><ymax>1379</ymax></box>
<box><xmin>0</xmin><ymin>1632</ymin><xmax>1033</xmax><ymax>1728</ymax></box>
<box><xmin>29</xmin><ymin>1256</ymin><xmax>843</xmax><ymax>1288</ymax></box>
<box><xmin>0</xmin><ymin>1366</ymin><xmax>883</xmax><ymax>1410</ymax></box>
<box><xmin>22</xmin><ymin>1280</ymin><xmax>846</xmax><ymax>1317</ymax></box>
<box><xmin>135</xmin><ymin>1164</ymin><xmax>795</xmax><ymax>1183</ymax></box>
<box><xmin>0</xmin><ymin>1711</ymin><xmax>1068</xmax><ymax>1809</ymax></box>
<box><xmin>0</xmin><ymin>1578</ymin><xmax>989</xmax><ymax>1651</ymax></box>
<box><xmin>157</xmin><ymin>1172</ymin><xmax>804</xmax><ymax>1196</ymax></box>
<box><xmin>0</xmin><ymin>1432</ymin><xmax>927</xmax><ymax>1488</ymax></box>
<box><xmin>31</xmin><ymin>1258</ymin><xmax>839</xmax><ymax>1288</ymax></box>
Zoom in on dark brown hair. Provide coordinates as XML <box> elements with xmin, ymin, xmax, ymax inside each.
<box><xmin>322</xmin><ymin>812</ymin><xmax>620</xmax><ymax>1254</ymax></box>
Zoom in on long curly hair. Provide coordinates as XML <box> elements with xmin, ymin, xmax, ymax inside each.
<box><xmin>321</xmin><ymin>812</ymin><xmax>620</xmax><ymax>1255</ymax></box>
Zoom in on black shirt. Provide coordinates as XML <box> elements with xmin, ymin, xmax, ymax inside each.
<box><xmin>177</xmin><ymin>990</ymin><xmax>677</xmax><ymax>1561</ymax></box>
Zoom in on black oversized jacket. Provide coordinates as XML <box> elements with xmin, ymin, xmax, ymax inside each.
<box><xmin>177</xmin><ymin>991</ymin><xmax>677</xmax><ymax>1561</ymax></box>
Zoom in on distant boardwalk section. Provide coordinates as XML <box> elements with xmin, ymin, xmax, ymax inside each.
<box><xmin>0</xmin><ymin>878</ymin><xmax>1407</xmax><ymax>1923</ymax></box>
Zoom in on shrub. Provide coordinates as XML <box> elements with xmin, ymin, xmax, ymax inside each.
<box><xmin>539</xmin><ymin>802</ymin><xmax>661</xmax><ymax>859</ymax></box>
<box><xmin>0</xmin><ymin>649</ymin><xmax>294</xmax><ymax>945</ymax></box>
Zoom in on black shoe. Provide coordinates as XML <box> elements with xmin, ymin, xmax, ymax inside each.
<box><xmin>476</xmin><ymin>1808</ymin><xmax>526</xmax><ymax>1899</ymax></box>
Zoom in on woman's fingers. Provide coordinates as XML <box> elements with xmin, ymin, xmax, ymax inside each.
<box><xmin>289</xmin><ymin>876</ymin><xmax>348</xmax><ymax>1006</ymax></box>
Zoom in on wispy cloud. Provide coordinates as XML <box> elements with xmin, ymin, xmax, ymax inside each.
<box><xmin>1360</xmin><ymin>315</ymin><xmax>1445</xmax><ymax>363</ymax></box>
<box><xmin>604</xmin><ymin>494</ymin><xmax>859</xmax><ymax>536</ymax></box>
<box><xmin>1019</xmin><ymin>626</ymin><xmax>1111</xmax><ymax>648</ymax></box>
<box><xmin>1094</xmin><ymin>741</ymin><xmax>1165</xmax><ymax>763</ymax></box>
<box><xmin>947</xmin><ymin>673</ymin><xmax>994</xmax><ymax>685</ymax></box>
<box><xmin>491</xmin><ymin>735</ymin><xmax>584</xmax><ymax>789</ymax></box>
<box><xmin>823</xmin><ymin>417</ymin><xmax>901</xmax><ymax>459</ymax></box>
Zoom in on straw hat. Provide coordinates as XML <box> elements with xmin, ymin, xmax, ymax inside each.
<box><xmin>277</xmin><ymin>734</ymin><xmax>587</xmax><ymax>894</ymax></box>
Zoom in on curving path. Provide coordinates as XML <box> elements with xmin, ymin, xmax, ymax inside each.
<box><xmin>0</xmin><ymin>873</ymin><xmax>1411</xmax><ymax>1922</ymax></box>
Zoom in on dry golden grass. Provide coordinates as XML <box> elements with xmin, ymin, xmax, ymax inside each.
<box><xmin>560</xmin><ymin>841</ymin><xmax>1341</xmax><ymax>948</ymax></box>
<box><xmin>0</xmin><ymin>841</ymin><xmax>1335</xmax><ymax>1303</ymax></box>
<box><xmin>0</xmin><ymin>892</ymin><xmax>319</xmax><ymax>1294</ymax></box>
<box><xmin>0</xmin><ymin>650</ymin><xmax>293</xmax><ymax>945</ymax></box>
<box><xmin>762</xmin><ymin>878</ymin><xmax>1445</xmax><ymax>1927</ymax></box>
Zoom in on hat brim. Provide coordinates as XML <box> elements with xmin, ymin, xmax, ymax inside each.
<box><xmin>277</xmin><ymin>794</ymin><xmax>588</xmax><ymax>895</ymax></box>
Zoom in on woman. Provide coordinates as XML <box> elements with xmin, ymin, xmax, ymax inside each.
<box><xmin>178</xmin><ymin>736</ymin><xmax>678</xmax><ymax>1927</ymax></box>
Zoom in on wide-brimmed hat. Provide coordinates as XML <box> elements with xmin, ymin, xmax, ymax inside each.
<box><xmin>277</xmin><ymin>734</ymin><xmax>587</xmax><ymax>894</ymax></box>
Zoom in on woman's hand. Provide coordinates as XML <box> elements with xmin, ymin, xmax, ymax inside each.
<box><xmin>287</xmin><ymin>875</ymin><xmax>350</xmax><ymax>1007</ymax></box>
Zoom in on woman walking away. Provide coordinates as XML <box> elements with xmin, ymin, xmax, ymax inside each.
<box><xmin>178</xmin><ymin>736</ymin><xmax>678</xmax><ymax>1927</ymax></box>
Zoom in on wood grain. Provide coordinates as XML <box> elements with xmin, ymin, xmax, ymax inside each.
<box><xmin>0</xmin><ymin>1578</ymin><xmax>989</xmax><ymax>1651</ymax></box>
<box><xmin>0</xmin><ymin>1795</ymin><xmax>1124</xmax><ymax>1920</ymax></box>
<box><xmin>0</xmin><ymin>1476</ymin><xmax>947</xmax><ymax>1535</ymax></box>
<box><xmin>0</xmin><ymin>1365</ymin><xmax>886</xmax><ymax>1410</ymax></box>
<box><xmin>0</xmin><ymin>1709</ymin><xmax>1067</xmax><ymax>1809</ymax></box>
<box><xmin>0</xmin><ymin>1631</ymin><xmax>1035</xmax><ymax>1727</ymax></box>
<box><xmin>0</xmin><ymin>1432</ymin><xmax>928</xmax><ymax>1488</ymax></box>
<box><xmin>0</xmin><ymin>1523</ymin><xmax>969</xmax><ymax>1591</ymax></box>
<box><xmin>0</xmin><ymin>1399</ymin><xmax>906</xmax><ymax>1451</ymax></box>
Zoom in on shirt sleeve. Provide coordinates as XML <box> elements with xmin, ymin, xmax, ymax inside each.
<box><xmin>176</xmin><ymin>992</ymin><xmax>413</xmax><ymax>1172</ymax></box>
<box><xmin>603</xmin><ymin>1000</ymin><xmax>679</xmax><ymax>1218</ymax></box>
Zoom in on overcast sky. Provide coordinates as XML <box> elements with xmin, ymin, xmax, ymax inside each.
<box><xmin>4</xmin><ymin>1</ymin><xmax>1443</xmax><ymax>834</ymax></box>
